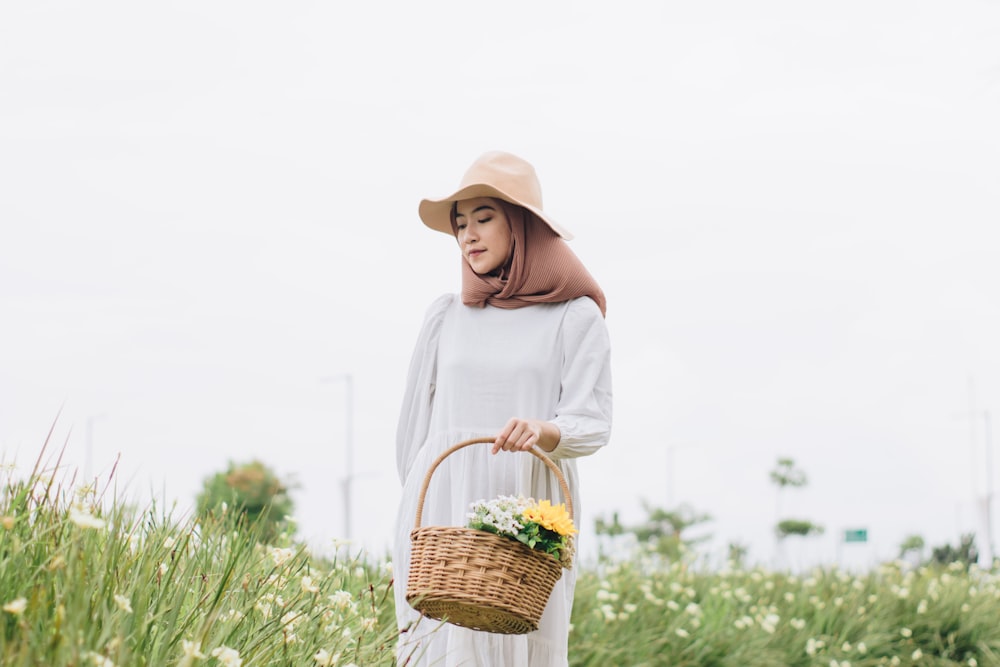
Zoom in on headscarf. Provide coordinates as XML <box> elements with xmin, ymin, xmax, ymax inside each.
<box><xmin>453</xmin><ymin>201</ymin><xmax>607</xmax><ymax>317</ymax></box>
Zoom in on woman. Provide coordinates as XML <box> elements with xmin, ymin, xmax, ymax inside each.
<box><xmin>393</xmin><ymin>151</ymin><xmax>612</xmax><ymax>666</ymax></box>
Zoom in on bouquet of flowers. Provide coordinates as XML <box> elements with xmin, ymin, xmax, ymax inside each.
<box><xmin>466</xmin><ymin>495</ymin><xmax>577</xmax><ymax>568</ymax></box>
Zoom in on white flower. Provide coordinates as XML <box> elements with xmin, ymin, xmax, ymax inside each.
<box><xmin>269</xmin><ymin>546</ymin><xmax>296</xmax><ymax>567</ymax></box>
<box><xmin>3</xmin><ymin>598</ymin><xmax>27</xmax><ymax>615</ymax></box>
<box><xmin>361</xmin><ymin>617</ymin><xmax>377</xmax><ymax>631</ymax></box>
<box><xmin>179</xmin><ymin>640</ymin><xmax>206</xmax><ymax>667</ymax></box>
<box><xmin>328</xmin><ymin>590</ymin><xmax>353</xmax><ymax>609</ymax></box>
<box><xmin>901</xmin><ymin>627</ymin><xmax>912</xmax><ymax>638</ymax></box>
<box><xmin>69</xmin><ymin>506</ymin><xmax>106</xmax><ymax>529</ymax></box>
<box><xmin>313</xmin><ymin>649</ymin><xmax>338</xmax><ymax>666</ymax></box>
<box><xmin>790</xmin><ymin>618</ymin><xmax>806</xmax><ymax>630</ymax></box>
<box><xmin>912</xmin><ymin>648</ymin><xmax>923</xmax><ymax>660</ymax></box>
<box><xmin>84</xmin><ymin>652</ymin><xmax>115</xmax><ymax>667</ymax></box>
<box><xmin>917</xmin><ymin>599</ymin><xmax>928</xmax><ymax>614</ymax></box>
<box><xmin>675</xmin><ymin>628</ymin><xmax>689</xmax><ymax>638</ymax></box>
<box><xmin>223</xmin><ymin>608</ymin><xmax>244</xmax><ymax>622</ymax></box>
<box><xmin>301</xmin><ymin>576</ymin><xmax>319</xmax><ymax>594</ymax></box>
<box><xmin>113</xmin><ymin>594</ymin><xmax>133</xmax><ymax>613</ymax></box>
<box><xmin>211</xmin><ymin>646</ymin><xmax>242</xmax><ymax>667</ymax></box>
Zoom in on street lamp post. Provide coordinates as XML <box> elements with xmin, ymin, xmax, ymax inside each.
<box><xmin>322</xmin><ymin>374</ymin><xmax>355</xmax><ymax>541</ymax></box>
<box><xmin>984</xmin><ymin>410</ymin><xmax>995</xmax><ymax>565</ymax></box>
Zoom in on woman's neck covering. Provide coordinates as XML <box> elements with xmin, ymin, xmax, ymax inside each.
<box><xmin>454</xmin><ymin>201</ymin><xmax>607</xmax><ymax>317</ymax></box>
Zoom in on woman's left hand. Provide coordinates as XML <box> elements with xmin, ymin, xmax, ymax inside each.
<box><xmin>492</xmin><ymin>418</ymin><xmax>560</xmax><ymax>455</ymax></box>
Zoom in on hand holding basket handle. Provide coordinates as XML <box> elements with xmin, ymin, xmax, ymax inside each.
<box><xmin>406</xmin><ymin>437</ymin><xmax>572</xmax><ymax>635</ymax></box>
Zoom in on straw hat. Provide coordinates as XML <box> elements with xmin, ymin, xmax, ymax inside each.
<box><xmin>418</xmin><ymin>151</ymin><xmax>573</xmax><ymax>240</ymax></box>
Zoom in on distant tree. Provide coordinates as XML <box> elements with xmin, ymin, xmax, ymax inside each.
<box><xmin>768</xmin><ymin>457</ymin><xmax>821</xmax><ymax>568</ymax></box>
<box><xmin>929</xmin><ymin>533</ymin><xmax>979</xmax><ymax>570</ymax></box>
<box><xmin>727</xmin><ymin>541</ymin><xmax>749</xmax><ymax>569</ymax></box>
<box><xmin>898</xmin><ymin>534</ymin><xmax>925</xmax><ymax>561</ymax></box>
<box><xmin>769</xmin><ymin>457</ymin><xmax>807</xmax><ymax>521</ymax></box>
<box><xmin>776</xmin><ymin>519</ymin><xmax>824</xmax><ymax>539</ymax></box>
<box><xmin>596</xmin><ymin>502</ymin><xmax>712</xmax><ymax>560</ymax></box>
<box><xmin>196</xmin><ymin>460</ymin><xmax>295</xmax><ymax>543</ymax></box>
<box><xmin>594</xmin><ymin>511</ymin><xmax>625</xmax><ymax>537</ymax></box>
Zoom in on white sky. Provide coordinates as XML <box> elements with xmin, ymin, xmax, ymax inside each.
<box><xmin>2</xmin><ymin>1</ymin><xmax>999</xmax><ymax>569</ymax></box>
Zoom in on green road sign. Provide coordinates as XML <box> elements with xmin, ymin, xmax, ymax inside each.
<box><xmin>844</xmin><ymin>529</ymin><xmax>868</xmax><ymax>543</ymax></box>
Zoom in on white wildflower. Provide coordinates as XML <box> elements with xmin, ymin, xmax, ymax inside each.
<box><xmin>328</xmin><ymin>590</ymin><xmax>353</xmax><ymax>610</ymax></box>
<box><xmin>211</xmin><ymin>646</ymin><xmax>242</xmax><ymax>667</ymax></box>
<box><xmin>595</xmin><ymin>589</ymin><xmax>618</xmax><ymax>602</ymax></box>
<box><xmin>313</xmin><ymin>649</ymin><xmax>338</xmax><ymax>666</ymax></box>
<box><xmin>84</xmin><ymin>652</ymin><xmax>115</xmax><ymax>667</ymax></box>
<box><xmin>301</xmin><ymin>576</ymin><xmax>319</xmax><ymax>594</ymax></box>
<box><xmin>113</xmin><ymin>594</ymin><xmax>133</xmax><ymax>613</ymax></box>
<box><xmin>69</xmin><ymin>506</ymin><xmax>106</xmax><ymax>529</ymax></box>
<box><xmin>179</xmin><ymin>639</ymin><xmax>206</xmax><ymax>667</ymax></box>
<box><xmin>675</xmin><ymin>628</ymin><xmax>689</xmax><ymax>638</ymax></box>
<box><xmin>269</xmin><ymin>546</ymin><xmax>297</xmax><ymax>567</ymax></box>
<box><xmin>3</xmin><ymin>598</ymin><xmax>27</xmax><ymax>615</ymax></box>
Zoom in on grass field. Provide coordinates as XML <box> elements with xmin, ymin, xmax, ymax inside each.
<box><xmin>4</xmin><ymin>452</ymin><xmax>1000</xmax><ymax>666</ymax></box>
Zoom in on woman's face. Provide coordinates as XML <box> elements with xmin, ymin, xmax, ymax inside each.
<box><xmin>454</xmin><ymin>197</ymin><xmax>512</xmax><ymax>275</ymax></box>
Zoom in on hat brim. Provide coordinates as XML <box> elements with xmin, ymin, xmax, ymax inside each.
<box><xmin>419</xmin><ymin>184</ymin><xmax>574</xmax><ymax>240</ymax></box>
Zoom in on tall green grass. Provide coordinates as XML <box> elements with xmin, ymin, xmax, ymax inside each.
<box><xmin>570</xmin><ymin>550</ymin><xmax>1000</xmax><ymax>667</ymax></box>
<box><xmin>5</xmin><ymin>441</ymin><xmax>1000</xmax><ymax>666</ymax></box>
<box><xmin>0</xmin><ymin>445</ymin><xmax>397</xmax><ymax>666</ymax></box>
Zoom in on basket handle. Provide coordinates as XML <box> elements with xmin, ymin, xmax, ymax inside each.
<box><xmin>413</xmin><ymin>437</ymin><xmax>574</xmax><ymax>531</ymax></box>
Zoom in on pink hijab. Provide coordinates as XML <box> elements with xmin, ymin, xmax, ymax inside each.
<box><xmin>453</xmin><ymin>201</ymin><xmax>607</xmax><ymax>317</ymax></box>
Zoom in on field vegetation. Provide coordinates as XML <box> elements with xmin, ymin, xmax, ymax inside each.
<box><xmin>3</xmin><ymin>444</ymin><xmax>1000</xmax><ymax>666</ymax></box>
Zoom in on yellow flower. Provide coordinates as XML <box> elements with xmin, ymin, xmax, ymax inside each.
<box><xmin>522</xmin><ymin>500</ymin><xmax>577</xmax><ymax>536</ymax></box>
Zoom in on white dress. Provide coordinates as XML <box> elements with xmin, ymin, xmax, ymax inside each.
<box><xmin>393</xmin><ymin>294</ymin><xmax>612</xmax><ymax>667</ymax></box>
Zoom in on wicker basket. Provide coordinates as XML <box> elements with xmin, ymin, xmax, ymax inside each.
<box><xmin>405</xmin><ymin>437</ymin><xmax>573</xmax><ymax>635</ymax></box>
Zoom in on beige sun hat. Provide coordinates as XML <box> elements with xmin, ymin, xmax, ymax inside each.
<box><xmin>418</xmin><ymin>151</ymin><xmax>573</xmax><ymax>240</ymax></box>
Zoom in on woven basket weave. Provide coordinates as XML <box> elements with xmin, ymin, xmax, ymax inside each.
<box><xmin>405</xmin><ymin>437</ymin><xmax>573</xmax><ymax>635</ymax></box>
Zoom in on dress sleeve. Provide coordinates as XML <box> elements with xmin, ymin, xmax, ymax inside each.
<box><xmin>549</xmin><ymin>297</ymin><xmax>613</xmax><ymax>460</ymax></box>
<box><xmin>396</xmin><ymin>294</ymin><xmax>454</xmax><ymax>484</ymax></box>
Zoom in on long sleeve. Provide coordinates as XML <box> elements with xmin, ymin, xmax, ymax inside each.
<box><xmin>548</xmin><ymin>297</ymin><xmax>612</xmax><ymax>460</ymax></box>
<box><xmin>395</xmin><ymin>294</ymin><xmax>454</xmax><ymax>484</ymax></box>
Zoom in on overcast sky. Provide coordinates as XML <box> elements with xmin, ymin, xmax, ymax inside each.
<box><xmin>2</xmin><ymin>1</ymin><xmax>999</xmax><ymax>569</ymax></box>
